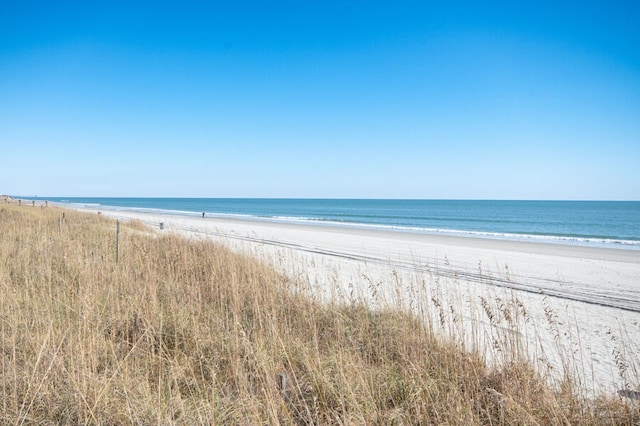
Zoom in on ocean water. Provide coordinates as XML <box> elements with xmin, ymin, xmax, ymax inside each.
<box><xmin>27</xmin><ymin>198</ymin><xmax>640</xmax><ymax>249</ymax></box>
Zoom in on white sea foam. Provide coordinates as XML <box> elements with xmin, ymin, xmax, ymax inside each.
<box><xmin>255</xmin><ymin>215</ymin><xmax>640</xmax><ymax>250</ymax></box>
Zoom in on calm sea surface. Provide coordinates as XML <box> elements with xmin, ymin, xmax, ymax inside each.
<box><xmin>27</xmin><ymin>198</ymin><xmax>640</xmax><ymax>249</ymax></box>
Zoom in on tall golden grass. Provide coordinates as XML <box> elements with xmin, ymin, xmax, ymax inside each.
<box><xmin>0</xmin><ymin>204</ymin><xmax>637</xmax><ymax>424</ymax></box>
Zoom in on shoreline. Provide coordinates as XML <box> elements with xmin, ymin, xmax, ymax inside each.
<box><xmin>197</xmin><ymin>213</ymin><xmax>640</xmax><ymax>263</ymax></box>
<box><xmin>45</xmin><ymin>200</ymin><xmax>640</xmax><ymax>252</ymax></box>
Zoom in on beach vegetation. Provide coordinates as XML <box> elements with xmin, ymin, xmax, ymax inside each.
<box><xmin>0</xmin><ymin>204</ymin><xmax>638</xmax><ymax>424</ymax></box>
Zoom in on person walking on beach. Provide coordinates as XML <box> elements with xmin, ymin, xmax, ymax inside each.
<box><xmin>202</xmin><ymin>212</ymin><xmax>205</xmax><ymax>218</ymax></box>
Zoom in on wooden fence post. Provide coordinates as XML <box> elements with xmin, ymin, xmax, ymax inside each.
<box><xmin>278</xmin><ymin>373</ymin><xmax>287</xmax><ymax>398</ymax></box>
<box><xmin>116</xmin><ymin>220</ymin><xmax>120</xmax><ymax>264</ymax></box>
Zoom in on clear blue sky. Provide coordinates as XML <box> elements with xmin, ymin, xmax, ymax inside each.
<box><xmin>1</xmin><ymin>1</ymin><xmax>639</xmax><ymax>199</ymax></box>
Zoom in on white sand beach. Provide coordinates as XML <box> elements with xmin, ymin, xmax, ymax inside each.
<box><xmin>79</xmin><ymin>207</ymin><xmax>640</xmax><ymax>396</ymax></box>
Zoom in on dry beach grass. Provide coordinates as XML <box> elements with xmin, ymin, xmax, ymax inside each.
<box><xmin>1</xmin><ymin>203</ymin><xmax>638</xmax><ymax>424</ymax></box>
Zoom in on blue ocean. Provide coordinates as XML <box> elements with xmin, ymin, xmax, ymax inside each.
<box><xmin>28</xmin><ymin>198</ymin><xmax>640</xmax><ymax>249</ymax></box>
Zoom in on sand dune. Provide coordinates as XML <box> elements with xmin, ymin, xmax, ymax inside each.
<box><xmin>78</xmin><ymin>207</ymin><xmax>640</xmax><ymax>395</ymax></box>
